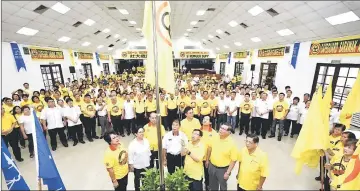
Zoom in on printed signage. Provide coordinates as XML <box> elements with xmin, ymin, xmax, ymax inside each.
<box><xmin>309</xmin><ymin>35</ymin><xmax>360</xmax><ymax>56</ymax></box>
<box><xmin>258</xmin><ymin>47</ymin><xmax>285</xmax><ymax>57</ymax></box>
<box><xmin>30</xmin><ymin>48</ymin><xmax>64</xmax><ymax>60</ymax></box>
<box><xmin>78</xmin><ymin>52</ymin><xmax>93</xmax><ymax>60</ymax></box>
<box><xmin>99</xmin><ymin>54</ymin><xmax>110</xmax><ymax>60</ymax></box>
<box><xmin>233</xmin><ymin>51</ymin><xmax>247</xmax><ymax>59</ymax></box>
<box><xmin>121</xmin><ymin>50</ymin><xmax>147</xmax><ymax>59</ymax></box>
<box><xmin>179</xmin><ymin>51</ymin><xmax>209</xmax><ymax>59</ymax></box>
<box><xmin>218</xmin><ymin>53</ymin><xmax>228</xmax><ymax>59</ymax></box>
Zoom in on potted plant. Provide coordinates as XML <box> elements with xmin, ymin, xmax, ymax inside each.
<box><xmin>165</xmin><ymin>167</ymin><xmax>191</xmax><ymax>191</ymax></box>
<box><xmin>140</xmin><ymin>168</ymin><xmax>160</xmax><ymax>191</ymax></box>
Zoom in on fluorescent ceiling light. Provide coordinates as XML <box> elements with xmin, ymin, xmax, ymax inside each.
<box><xmin>58</xmin><ymin>36</ymin><xmax>70</xmax><ymax>42</ymax></box>
<box><xmin>196</xmin><ymin>10</ymin><xmax>205</xmax><ymax>16</ymax></box>
<box><xmin>84</xmin><ymin>19</ymin><xmax>95</xmax><ymax>26</ymax></box>
<box><xmin>103</xmin><ymin>28</ymin><xmax>110</xmax><ymax>33</ymax></box>
<box><xmin>97</xmin><ymin>45</ymin><xmax>104</xmax><ymax>49</ymax></box>
<box><xmin>190</xmin><ymin>21</ymin><xmax>197</xmax><ymax>25</ymax></box>
<box><xmin>325</xmin><ymin>11</ymin><xmax>360</xmax><ymax>25</ymax></box>
<box><xmin>108</xmin><ymin>47</ymin><xmax>113</xmax><ymax>51</ymax></box>
<box><xmin>277</xmin><ymin>28</ymin><xmax>294</xmax><ymax>36</ymax></box>
<box><xmin>234</xmin><ymin>42</ymin><xmax>242</xmax><ymax>46</ymax></box>
<box><xmin>208</xmin><ymin>34</ymin><xmax>214</xmax><ymax>38</ymax></box>
<box><xmin>216</xmin><ymin>47</ymin><xmax>220</xmax><ymax>50</ymax></box>
<box><xmin>223</xmin><ymin>45</ymin><xmax>229</xmax><ymax>49</ymax></box>
<box><xmin>187</xmin><ymin>29</ymin><xmax>192</xmax><ymax>32</ymax></box>
<box><xmin>122</xmin><ymin>38</ymin><xmax>127</xmax><ymax>42</ymax></box>
<box><xmin>136</xmin><ymin>28</ymin><xmax>141</xmax><ymax>31</ymax></box>
<box><xmin>114</xmin><ymin>34</ymin><xmax>120</xmax><ymax>38</ymax></box>
<box><xmin>251</xmin><ymin>37</ymin><xmax>261</xmax><ymax>42</ymax></box>
<box><xmin>16</xmin><ymin>27</ymin><xmax>38</xmax><ymax>36</ymax></box>
<box><xmin>82</xmin><ymin>42</ymin><xmax>91</xmax><ymax>46</ymax></box>
<box><xmin>119</xmin><ymin>9</ymin><xmax>129</xmax><ymax>15</ymax></box>
<box><xmin>184</xmin><ymin>33</ymin><xmax>189</xmax><ymax>36</ymax></box>
<box><xmin>248</xmin><ymin>5</ymin><xmax>264</xmax><ymax>16</ymax></box>
<box><xmin>228</xmin><ymin>20</ymin><xmax>238</xmax><ymax>27</ymax></box>
<box><xmin>216</xmin><ymin>29</ymin><xmax>223</xmax><ymax>34</ymax></box>
<box><xmin>51</xmin><ymin>2</ymin><xmax>70</xmax><ymax>14</ymax></box>
<box><xmin>129</xmin><ymin>20</ymin><xmax>137</xmax><ymax>25</ymax></box>
<box><xmin>202</xmin><ymin>39</ymin><xmax>206</xmax><ymax>42</ymax></box>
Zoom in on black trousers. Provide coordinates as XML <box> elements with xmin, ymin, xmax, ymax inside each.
<box><xmin>123</xmin><ymin>118</ymin><xmax>134</xmax><ymax>134</ymax></box>
<box><xmin>134</xmin><ymin>168</ymin><xmax>146</xmax><ymax>191</ymax></box>
<box><xmin>239</xmin><ymin>113</ymin><xmax>250</xmax><ymax>134</ymax></box>
<box><xmin>210</xmin><ymin>115</ymin><xmax>216</xmax><ymax>127</ymax></box>
<box><xmin>48</xmin><ymin>127</ymin><xmax>67</xmax><ymax>149</ymax></box>
<box><xmin>257</xmin><ymin>118</ymin><xmax>269</xmax><ymax>137</ymax></box>
<box><xmin>150</xmin><ymin>150</ymin><xmax>159</xmax><ymax>169</ymax></box>
<box><xmin>166</xmin><ymin>153</ymin><xmax>183</xmax><ymax>174</ymax></box>
<box><xmin>82</xmin><ymin>116</ymin><xmax>96</xmax><ymax>139</ymax></box>
<box><xmin>268</xmin><ymin>111</ymin><xmax>273</xmax><ymax>130</ymax></box>
<box><xmin>68</xmin><ymin>124</ymin><xmax>84</xmax><ymax>142</ymax></box>
<box><xmin>285</xmin><ymin>119</ymin><xmax>297</xmax><ymax>135</ymax></box>
<box><xmin>161</xmin><ymin>116</ymin><xmax>169</xmax><ymax>131</ymax></box>
<box><xmin>111</xmin><ymin>115</ymin><xmax>123</xmax><ymax>135</ymax></box>
<box><xmin>237</xmin><ymin>185</ymin><xmax>246</xmax><ymax>191</ymax></box>
<box><xmin>236</xmin><ymin>108</ymin><xmax>240</xmax><ymax>127</ymax></box>
<box><xmin>250</xmin><ymin>117</ymin><xmax>258</xmax><ymax>134</ymax></box>
<box><xmin>294</xmin><ymin>124</ymin><xmax>303</xmax><ymax>135</ymax></box>
<box><xmin>115</xmin><ymin>174</ymin><xmax>128</xmax><ymax>191</ymax></box>
<box><xmin>216</xmin><ymin>114</ymin><xmax>227</xmax><ymax>131</ymax></box>
<box><xmin>26</xmin><ymin>133</ymin><xmax>34</xmax><ymax>155</ymax></box>
<box><xmin>135</xmin><ymin>112</ymin><xmax>146</xmax><ymax>127</ymax></box>
<box><xmin>186</xmin><ymin>176</ymin><xmax>203</xmax><ymax>191</ymax></box>
<box><xmin>167</xmin><ymin>108</ymin><xmax>178</xmax><ymax>126</ymax></box>
<box><xmin>2</xmin><ymin>130</ymin><xmax>22</xmax><ymax>160</ymax></box>
<box><xmin>14</xmin><ymin>128</ymin><xmax>25</xmax><ymax>147</ymax></box>
<box><xmin>203</xmin><ymin>161</ymin><xmax>209</xmax><ymax>188</ymax></box>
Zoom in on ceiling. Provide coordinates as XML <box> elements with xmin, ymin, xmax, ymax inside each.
<box><xmin>2</xmin><ymin>1</ymin><xmax>360</xmax><ymax>54</ymax></box>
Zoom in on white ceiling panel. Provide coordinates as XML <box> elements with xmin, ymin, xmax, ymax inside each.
<box><xmin>316</xmin><ymin>2</ymin><xmax>350</xmax><ymax>18</ymax></box>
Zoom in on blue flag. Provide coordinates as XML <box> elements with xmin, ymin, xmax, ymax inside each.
<box><xmin>227</xmin><ymin>52</ymin><xmax>232</xmax><ymax>64</ymax></box>
<box><xmin>32</xmin><ymin>110</ymin><xmax>66</xmax><ymax>190</ymax></box>
<box><xmin>291</xmin><ymin>43</ymin><xmax>300</xmax><ymax>69</ymax></box>
<box><xmin>95</xmin><ymin>52</ymin><xmax>101</xmax><ymax>66</ymax></box>
<box><xmin>1</xmin><ymin>140</ymin><xmax>30</xmax><ymax>190</ymax></box>
<box><xmin>10</xmin><ymin>43</ymin><xmax>27</xmax><ymax>71</ymax></box>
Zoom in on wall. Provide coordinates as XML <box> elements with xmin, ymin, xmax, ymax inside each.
<box><xmin>1</xmin><ymin>42</ymin><xmax>115</xmax><ymax>97</ymax></box>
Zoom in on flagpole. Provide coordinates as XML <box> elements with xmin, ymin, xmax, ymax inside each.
<box><xmin>150</xmin><ymin>1</ymin><xmax>165</xmax><ymax>190</ymax></box>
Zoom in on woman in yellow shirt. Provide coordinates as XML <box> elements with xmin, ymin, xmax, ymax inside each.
<box><xmin>20</xmin><ymin>94</ymin><xmax>32</xmax><ymax>107</ymax></box>
<box><xmin>12</xmin><ymin>106</ymin><xmax>26</xmax><ymax>149</ymax></box>
<box><xmin>2</xmin><ymin>106</ymin><xmax>23</xmax><ymax>161</ymax></box>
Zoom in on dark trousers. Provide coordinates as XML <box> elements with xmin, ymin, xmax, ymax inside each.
<box><xmin>166</xmin><ymin>153</ymin><xmax>183</xmax><ymax>174</ymax></box>
<box><xmin>48</xmin><ymin>127</ymin><xmax>67</xmax><ymax>149</ymax></box>
<box><xmin>14</xmin><ymin>128</ymin><xmax>25</xmax><ymax>147</ymax></box>
<box><xmin>216</xmin><ymin>114</ymin><xmax>227</xmax><ymax>131</ymax></box>
<box><xmin>237</xmin><ymin>185</ymin><xmax>246</xmax><ymax>191</ymax></box>
<box><xmin>236</xmin><ymin>108</ymin><xmax>240</xmax><ymax>127</ymax></box>
<box><xmin>26</xmin><ymin>133</ymin><xmax>34</xmax><ymax>155</ymax></box>
<box><xmin>115</xmin><ymin>174</ymin><xmax>128</xmax><ymax>191</ymax></box>
<box><xmin>294</xmin><ymin>124</ymin><xmax>303</xmax><ymax>135</ymax></box>
<box><xmin>68</xmin><ymin>124</ymin><xmax>84</xmax><ymax>142</ymax></box>
<box><xmin>150</xmin><ymin>150</ymin><xmax>159</xmax><ymax>169</ymax></box>
<box><xmin>161</xmin><ymin>116</ymin><xmax>169</xmax><ymax>131</ymax></box>
<box><xmin>2</xmin><ymin>130</ymin><xmax>22</xmax><ymax>160</ymax></box>
<box><xmin>250</xmin><ymin>117</ymin><xmax>258</xmax><ymax>134</ymax></box>
<box><xmin>268</xmin><ymin>111</ymin><xmax>273</xmax><ymax>130</ymax></box>
<box><xmin>210</xmin><ymin>115</ymin><xmax>216</xmax><ymax>127</ymax></box>
<box><xmin>285</xmin><ymin>119</ymin><xmax>297</xmax><ymax>135</ymax></box>
<box><xmin>111</xmin><ymin>115</ymin><xmax>123</xmax><ymax>135</ymax></box>
<box><xmin>239</xmin><ymin>113</ymin><xmax>250</xmax><ymax>134</ymax></box>
<box><xmin>271</xmin><ymin>119</ymin><xmax>285</xmax><ymax>137</ymax></box>
<box><xmin>134</xmin><ymin>168</ymin><xmax>146</xmax><ymax>191</ymax></box>
<box><xmin>167</xmin><ymin>108</ymin><xmax>178</xmax><ymax>126</ymax></box>
<box><xmin>135</xmin><ymin>112</ymin><xmax>146</xmax><ymax>128</ymax></box>
<box><xmin>123</xmin><ymin>118</ymin><xmax>134</xmax><ymax>134</ymax></box>
<box><xmin>186</xmin><ymin>176</ymin><xmax>203</xmax><ymax>191</ymax></box>
<box><xmin>203</xmin><ymin>161</ymin><xmax>209</xmax><ymax>188</ymax></box>
<box><xmin>82</xmin><ymin>116</ymin><xmax>96</xmax><ymax>139</ymax></box>
<box><xmin>257</xmin><ymin>118</ymin><xmax>269</xmax><ymax>137</ymax></box>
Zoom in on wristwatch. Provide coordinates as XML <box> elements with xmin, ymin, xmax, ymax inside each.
<box><xmin>187</xmin><ymin>151</ymin><xmax>191</xmax><ymax>155</ymax></box>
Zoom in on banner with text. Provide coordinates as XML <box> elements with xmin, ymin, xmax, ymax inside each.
<box><xmin>233</xmin><ymin>51</ymin><xmax>247</xmax><ymax>59</ymax></box>
<box><xmin>121</xmin><ymin>50</ymin><xmax>147</xmax><ymax>59</ymax></box>
<box><xmin>218</xmin><ymin>53</ymin><xmax>228</xmax><ymax>59</ymax></box>
<box><xmin>179</xmin><ymin>51</ymin><xmax>209</xmax><ymax>59</ymax></box>
<box><xmin>258</xmin><ymin>47</ymin><xmax>285</xmax><ymax>57</ymax></box>
<box><xmin>30</xmin><ymin>47</ymin><xmax>64</xmax><ymax>60</ymax></box>
<box><xmin>99</xmin><ymin>54</ymin><xmax>110</xmax><ymax>60</ymax></box>
<box><xmin>78</xmin><ymin>52</ymin><xmax>94</xmax><ymax>60</ymax></box>
<box><xmin>309</xmin><ymin>35</ymin><xmax>360</xmax><ymax>56</ymax></box>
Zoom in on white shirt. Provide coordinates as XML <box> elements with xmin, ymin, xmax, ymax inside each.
<box><xmin>226</xmin><ymin>99</ymin><xmax>238</xmax><ymax>116</ymax></box>
<box><xmin>40</xmin><ymin>107</ymin><xmax>64</xmax><ymax>129</ymax></box>
<box><xmin>251</xmin><ymin>99</ymin><xmax>258</xmax><ymax>117</ymax></box>
<box><xmin>267</xmin><ymin>96</ymin><xmax>278</xmax><ymax>111</ymax></box>
<box><xmin>18</xmin><ymin>114</ymin><xmax>35</xmax><ymax>134</ymax></box>
<box><xmin>285</xmin><ymin>96</ymin><xmax>293</xmax><ymax>106</ymax></box>
<box><xmin>256</xmin><ymin>99</ymin><xmax>271</xmax><ymax>119</ymax></box>
<box><xmin>217</xmin><ymin>98</ymin><xmax>227</xmax><ymax>114</ymax></box>
<box><xmin>162</xmin><ymin>131</ymin><xmax>188</xmax><ymax>155</ymax></box>
<box><xmin>96</xmin><ymin>103</ymin><xmax>108</xmax><ymax>117</ymax></box>
<box><xmin>63</xmin><ymin>106</ymin><xmax>82</xmax><ymax>126</ymax></box>
<box><xmin>123</xmin><ymin>100</ymin><xmax>135</xmax><ymax>119</ymax></box>
<box><xmin>13</xmin><ymin>100</ymin><xmax>21</xmax><ymax>106</ymax></box>
<box><xmin>330</xmin><ymin>108</ymin><xmax>340</xmax><ymax>127</ymax></box>
<box><xmin>299</xmin><ymin>107</ymin><xmax>309</xmax><ymax>124</ymax></box>
<box><xmin>286</xmin><ymin>104</ymin><xmax>300</xmax><ymax>121</ymax></box>
<box><xmin>128</xmin><ymin>138</ymin><xmax>151</xmax><ymax>169</ymax></box>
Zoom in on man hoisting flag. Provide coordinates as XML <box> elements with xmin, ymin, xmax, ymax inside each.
<box><xmin>1</xmin><ymin>140</ymin><xmax>30</xmax><ymax>190</ymax></box>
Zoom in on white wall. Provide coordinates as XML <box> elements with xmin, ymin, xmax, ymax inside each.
<box><xmin>1</xmin><ymin>42</ymin><xmax>115</xmax><ymax>97</ymax></box>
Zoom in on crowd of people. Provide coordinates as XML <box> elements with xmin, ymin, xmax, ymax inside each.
<box><xmin>1</xmin><ymin>66</ymin><xmax>358</xmax><ymax>191</ymax></box>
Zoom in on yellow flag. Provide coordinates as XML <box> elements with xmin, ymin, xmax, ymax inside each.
<box><xmin>142</xmin><ymin>1</ymin><xmax>175</xmax><ymax>94</ymax></box>
<box><xmin>340</xmin><ymin>72</ymin><xmax>360</xmax><ymax>129</ymax></box>
<box><xmin>69</xmin><ymin>49</ymin><xmax>75</xmax><ymax>66</ymax></box>
<box><xmin>291</xmin><ymin>86</ymin><xmax>328</xmax><ymax>174</ymax></box>
<box><xmin>338</xmin><ymin>140</ymin><xmax>360</xmax><ymax>190</ymax></box>
<box><xmin>322</xmin><ymin>79</ymin><xmax>332</xmax><ymax>131</ymax></box>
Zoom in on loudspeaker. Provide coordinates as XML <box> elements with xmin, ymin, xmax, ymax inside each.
<box><xmin>285</xmin><ymin>46</ymin><xmax>290</xmax><ymax>53</ymax></box>
<box><xmin>23</xmin><ymin>47</ymin><xmax>30</xmax><ymax>55</ymax></box>
<box><xmin>251</xmin><ymin>64</ymin><xmax>255</xmax><ymax>71</ymax></box>
<box><xmin>69</xmin><ymin>66</ymin><xmax>75</xmax><ymax>73</ymax></box>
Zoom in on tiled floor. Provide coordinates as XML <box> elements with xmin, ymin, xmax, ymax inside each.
<box><xmin>2</xmin><ymin>129</ymin><xmax>320</xmax><ymax>190</ymax></box>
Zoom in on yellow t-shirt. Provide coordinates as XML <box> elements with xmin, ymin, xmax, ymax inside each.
<box><xmin>20</xmin><ymin>100</ymin><xmax>32</xmax><ymax>107</ymax></box>
<box><xmin>134</xmin><ymin>100</ymin><xmax>145</xmax><ymax>113</ymax></box>
<box><xmin>199</xmin><ymin>99</ymin><xmax>212</xmax><ymax>115</ymax></box>
<box><xmin>103</xmin><ymin>145</ymin><xmax>129</xmax><ymax>179</ymax></box>
<box><xmin>237</xmin><ymin>147</ymin><xmax>269</xmax><ymax>190</ymax></box>
<box><xmin>145</xmin><ymin>99</ymin><xmax>157</xmax><ymax>112</ymax></box>
<box><xmin>189</xmin><ymin>98</ymin><xmax>199</xmax><ymax>115</ymax></box>
<box><xmin>240</xmin><ymin>101</ymin><xmax>253</xmax><ymax>114</ymax></box>
<box><xmin>209</xmin><ymin>136</ymin><xmax>238</xmax><ymax>167</ymax></box>
<box><xmin>201</xmin><ymin>128</ymin><xmax>219</xmax><ymax>161</ymax></box>
<box><xmin>59</xmin><ymin>87</ymin><xmax>69</xmax><ymax>97</ymax></box>
<box><xmin>108</xmin><ymin>101</ymin><xmax>123</xmax><ymax>116</ymax></box>
<box><xmin>210</xmin><ymin>98</ymin><xmax>218</xmax><ymax>110</ymax></box>
<box><xmin>80</xmin><ymin>102</ymin><xmax>96</xmax><ymax>117</ymax></box>
<box><xmin>3</xmin><ymin>104</ymin><xmax>14</xmax><ymax>114</ymax></box>
<box><xmin>2</xmin><ymin>113</ymin><xmax>16</xmax><ymax>133</ymax></box>
<box><xmin>144</xmin><ymin>123</ymin><xmax>165</xmax><ymax>151</ymax></box>
<box><xmin>14</xmin><ymin>114</ymin><xmax>21</xmax><ymax>128</ymax></box>
<box><xmin>331</xmin><ymin>141</ymin><xmax>344</xmax><ymax>158</ymax></box>
<box><xmin>180</xmin><ymin>118</ymin><xmax>201</xmax><ymax>140</ymax></box>
<box><xmin>159</xmin><ymin>100</ymin><xmax>168</xmax><ymax>117</ymax></box>
<box><xmin>273</xmin><ymin>100</ymin><xmax>289</xmax><ymax>119</ymax></box>
<box><xmin>177</xmin><ymin>96</ymin><xmax>190</xmax><ymax>106</ymax></box>
<box><xmin>184</xmin><ymin>141</ymin><xmax>206</xmax><ymax>181</ymax></box>
<box><xmin>167</xmin><ymin>97</ymin><xmax>177</xmax><ymax>110</ymax></box>
<box><xmin>73</xmin><ymin>100</ymin><xmax>84</xmax><ymax>108</ymax></box>
<box><xmin>329</xmin><ymin>155</ymin><xmax>349</xmax><ymax>189</ymax></box>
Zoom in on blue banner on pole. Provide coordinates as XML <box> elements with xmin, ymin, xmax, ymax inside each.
<box><xmin>95</xmin><ymin>52</ymin><xmax>101</xmax><ymax>66</ymax></box>
<box><xmin>1</xmin><ymin>139</ymin><xmax>30</xmax><ymax>190</ymax></box>
<box><xmin>227</xmin><ymin>52</ymin><xmax>231</xmax><ymax>64</ymax></box>
<box><xmin>10</xmin><ymin>43</ymin><xmax>27</xmax><ymax>71</ymax></box>
<box><xmin>291</xmin><ymin>43</ymin><xmax>300</xmax><ymax>69</ymax></box>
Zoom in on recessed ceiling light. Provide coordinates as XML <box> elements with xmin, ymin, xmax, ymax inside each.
<box><xmin>58</xmin><ymin>36</ymin><xmax>70</xmax><ymax>42</ymax></box>
<box><xmin>82</xmin><ymin>42</ymin><xmax>91</xmax><ymax>46</ymax></box>
<box><xmin>187</xmin><ymin>29</ymin><xmax>192</xmax><ymax>32</ymax></box>
<box><xmin>129</xmin><ymin>21</ymin><xmax>137</xmax><ymax>25</ymax></box>
<box><xmin>208</xmin><ymin>34</ymin><xmax>214</xmax><ymax>38</ymax></box>
<box><xmin>184</xmin><ymin>33</ymin><xmax>189</xmax><ymax>36</ymax></box>
<box><xmin>122</xmin><ymin>38</ymin><xmax>127</xmax><ymax>42</ymax></box>
<box><xmin>136</xmin><ymin>28</ymin><xmax>142</xmax><ymax>31</ymax></box>
<box><xmin>251</xmin><ymin>37</ymin><xmax>261</xmax><ymax>42</ymax></box>
<box><xmin>216</xmin><ymin>29</ymin><xmax>223</xmax><ymax>34</ymax></box>
<box><xmin>16</xmin><ymin>27</ymin><xmax>39</xmax><ymax>36</ymax></box>
<box><xmin>103</xmin><ymin>28</ymin><xmax>110</xmax><ymax>33</ymax></box>
<box><xmin>108</xmin><ymin>47</ymin><xmax>113</xmax><ymax>51</ymax></box>
<box><xmin>97</xmin><ymin>45</ymin><xmax>104</xmax><ymax>49</ymax></box>
<box><xmin>114</xmin><ymin>34</ymin><xmax>120</xmax><ymax>38</ymax></box>
<box><xmin>190</xmin><ymin>21</ymin><xmax>198</xmax><ymax>25</ymax></box>
<box><xmin>234</xmin><ymin>42</ymin><xmax>242</xmax><ymax>46</ymax></box>
<box><xmin>223</xmin><ymin>45</ymin><xmax>229</xmax><ymax>49</ymax></box>
<box><xmin>51</xmin><ymin>2</ymin><xmax>70</xmax><ymax>14</ymax></box>
<box><xmin>196</xmin><ymin>10</ymin><xmax>205</xmax><ymax>16</ymax></box>
<box><xmin>202</xmin><ymin>39</ymin><xmax>206</xmax><ymax>42</ymax></box>
<box><xmin>325</xmin><ymin>11</ymin><xmax>360</xmax><ymax>25</ymax></box>
<box><xmin>248</xmin><ymin>5</ymin><xmax>264</xmax><ymax>16</ymax></box>
<box><xmin>119</xmin><ymin>9</ymin><xmax>129</xmax><ymax>15</ymax></box>
<box><xmin>228</xmin><ymin>20</ymin><xmax>238</xmax><ymax>27</ymax></box>
<box><xmin>84</xmin><ymin>19</ymin><xmax>95</xmax><ymax>26</ymax></box>
<box><xmin>277</xmin><ymin>28</ymin><xmax>294</xmax><ymax>36</ymax></box>
<box><xmin>216</xmin><ymin>47</ymin><xmax>220</xmax><ymax>50</ymax></box>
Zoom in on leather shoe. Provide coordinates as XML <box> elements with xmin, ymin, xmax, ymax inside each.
<box><xmin>52</xmin><ymin>147</ymin><xmax>56</xmax><ymax>151</ymax></box>
<box><xmin>73</xmin><ymin>142</ymin><xmax>78</xmax><ymax>146</ymax></box>
<box><xmin>277</xmin><ymin>136</ymin><xmax>282</xmax><ymax>141</ymax></box>
<box><xmin>268</xmin><ymin>135</ymin><xmax>275</xmax><ymax>138</ymax></box>
<box><xmin>63</xmin><ymin>143</ymin><xmax>68</xmax><ymax>147</ymax></box>
<box><xmin>16</xmin><ymin>158</ymin><xmax>24</xmax><ymax>162</ymax></box>
<box><xmin>315</xmin><ymin>176</ymin><xmax>321</xmax><ymax>181</ymax></box>
<box><xmin>80</xmin><ymin>140</ymin><xmax>85</xmax><ymax>144</ymax></box>
<box><xmin>93</xmin><ymin>136</ymin><xmax>99</xmax><ymax>139</ymax></box>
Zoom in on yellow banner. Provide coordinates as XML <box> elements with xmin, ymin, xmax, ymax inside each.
<box><xmin>258</xmin><ymin>47</ymin><xmax>285</xmax><ymax>57</ymax></box>
<box><xmin>69</xmin><ymin>49</ymin><xmax>75</xmax><ymax>66</ymax></box>
<box><xmin>30</xmin><ymin>47</ymin><xmax>64</xmax><ymax>60</ymax></box>
<box><xmin>78</xmin><ymin>52</ymin><xmax>93</xmax><ymax>59</ymax></box>
<box><xmin>309</xmin><ymin>35</ymin><xmax>360</xmax><ymax>57</ymax></box>
<box><xmin>99</xmin><ymin>54</ymin><xmax>109</xmax><ymax>60</ymax></box>
<box><xmin>218</xmin><ymin>53</ymin><xmax>228</xmax><ymax>59</ymax></box>
<box><xmin>233</xmin><ymin>51</ymin><xmax>247</xmax><ymax>59</ymax></box>
<box><xmin>121</xmin><ymin>50</ymin><xmax>147</xmax><ymax>59</ymax></box>
<box><xmin>179</xmin><ymin>51</ymin><xmax>209</xmax><ymax>59</ymax></box>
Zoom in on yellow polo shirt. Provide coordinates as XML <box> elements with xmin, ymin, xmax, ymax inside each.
<box><xmin>184</xmin><ymin>141</ymin><xmax>206</xmax><ymax>181</ymax></box>
<box><xmin>240</xmin><ymin>101</ymin><xmax>253</xmax><ymax>114</ymax></box>
<box><xmin>20</xmin><ymin>100</ymin><xmax>32</xmax><ymax>107</ymax></box>
<box><xmin>210</xmin><ymin>98</ymin><xmax>218</xmax><ymax>110</ymax></box>
<box><xmin>331</xmin><ymin>142</ymin><xmax>344</xmax><ymax>158</ymax></box>
<box><xmin>3</xmin><ymin>104</ymin><xmax>14</xmax><ymax>114</ymax></box>
<box><xmin>209</xmin><ymin>136</ymin><xmax>238</xmax><ymax>167</ymax></box>
<box><xmin>80</xmin><ymin>102</ymin><xmax>96</xmax><ymax>117</ymax></box>
<box><xmin>180</xmin><ymin>118</ymin><xmax>201</xmax><ymax>140</ymax></box>
<box><xmin>328</xmin><ymin>135</ymin><xmax>341</xmax><ymax>149</ymax></box>
<box><xmin>14</xmin><ymin>114</ymin><xmax>21</xmax><ymax>128</ymax></box>
<box><xmin>177</xmin><ymin>96</ymin><xmax>190</xmax><ymax>106</ymax></box>
<box><xmin>273</xmin><ymin>100</ymin><xmax>289</xmax><ymax>119</ymax></box>
<box><xmin>146</xmin><ymin>99</ymin><xmax>157</xmax><ymax>112</ymax></box>
<box><xmin>134</xmin><ymin>100</ymin><xmax>145</xmax><ymax>113</ymax></box>
<box><xmin>237</xmin><ymin>147</ymin><xmax>269</xmax><ymax>190</ymax></box>
<box><xmin>108</xmin><ymin>101</ymin><xmax>123</xmax><ymax>116</ymax></box>
<box><xmin>199</xmin><ymin>99</ymin><xmax>212</xmax><ymax>115</ymax></box>
<box><xmin>144</xmin><ymin>123</ymin><xmax>165</xmax><ymax>151</ymax></box>
<box><xmin>201</xmin><ymin>128</ymin><xmax>219</xmax><ymax>161</ymax></box>
<box><xmin>329</xmin><ymin>155</ymin><xmax>349</xmax><ymax>189</ymax></box>
<box><xmin>103</xmin><ymin>145</ymin><xmax>129</xmax><ymax>179</ymax></box>
<box><xmin>167</xmin><ymin>97</ymin><xmax>177</xmax><ymax>110</ymax></box>
<box><xmin>2</xmin><ymin>113</ymin><xmax>16</xmax><ymax>133</ymax></box>
<box><xmin>189</xmin><ymin>99</ymin><xmax>199</xmax><ymax>115</ymax></box>
<box><xmin>159</xmin><ymin>100</ymin><xmax>168</xmax><ymax>117</ymax></box>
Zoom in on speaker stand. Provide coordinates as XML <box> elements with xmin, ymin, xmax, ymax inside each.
<box><xmin>250</xmin><ymin>71</ymin><xmax>254</xmax><ymax>87</ymax></box>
